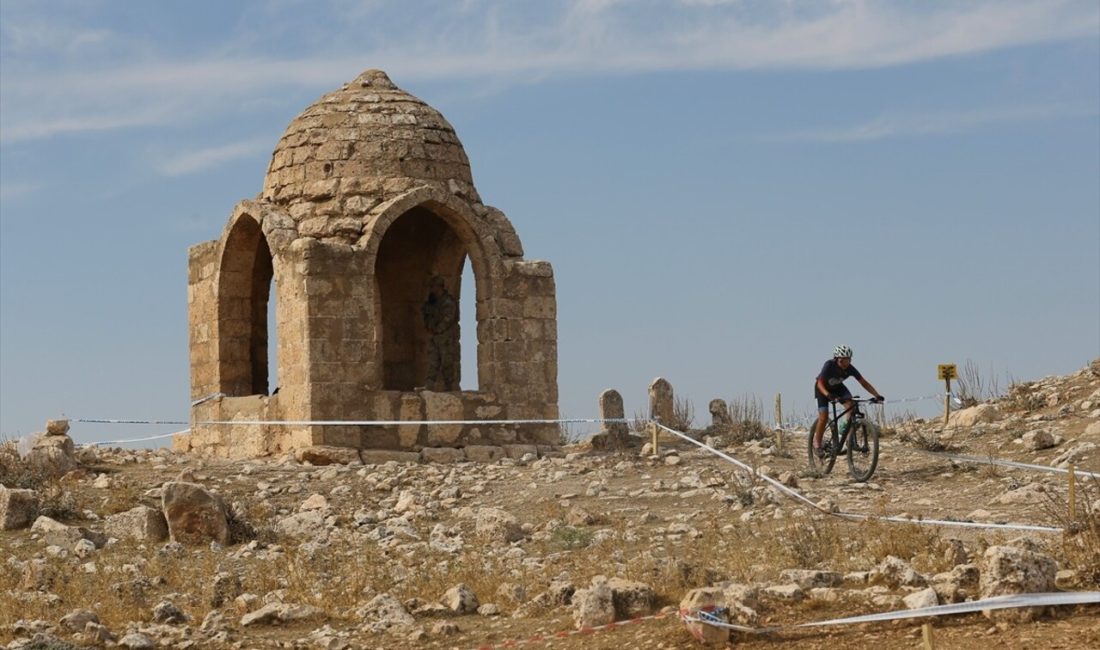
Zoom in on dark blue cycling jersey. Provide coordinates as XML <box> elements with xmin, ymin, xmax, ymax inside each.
<box><xmin>815</xmin><ymin>359</ymin><xmax>862</xmax><ymax>398</ymax></box>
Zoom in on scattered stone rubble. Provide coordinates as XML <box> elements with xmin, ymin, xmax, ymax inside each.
<box><xmin>1</xmin><ymin>361</ymin><xmax>1097</xmax><ymax>648</ymax></box>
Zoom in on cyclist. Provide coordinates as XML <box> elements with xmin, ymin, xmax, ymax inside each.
<box><xmin>813</xmin><ymin>345</ymin><xmax>884</xmax><ymax>457</ymax></box>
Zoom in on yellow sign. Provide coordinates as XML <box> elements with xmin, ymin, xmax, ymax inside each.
<box><xmin>938</xmin><ymin>364</ymin><xmax>957</xmax><ymax>380</ymax></box>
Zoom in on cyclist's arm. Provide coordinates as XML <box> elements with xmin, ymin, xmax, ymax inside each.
<box><xmin>816</xmin><ymin>376</ymin><xmax>831</xmax><ymax>398</ymax></box>
<box><xmin>857</xmin><ymin>376</ymin><xmax>882</xmax><ymax>399</ymax></box>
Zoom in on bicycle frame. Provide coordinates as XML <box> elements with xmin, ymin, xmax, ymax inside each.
<box><xmin>827</xmin><ymin>400</ymin><xmax>865</xmax><ymax>452</ymax></box>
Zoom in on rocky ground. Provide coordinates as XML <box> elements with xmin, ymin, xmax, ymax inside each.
<box><xmin>2</xmin><ymin>361</ymin><xmax>1099</xmax><ymax>649</ymax></box>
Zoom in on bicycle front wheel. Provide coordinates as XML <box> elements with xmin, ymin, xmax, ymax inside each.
<box><xmin>847</xmin><ymin>421</ymin><xmax>879</xmax><ymax>482</ymax></box>
<box><xmin>807</xmin><ymin>424</ymin><xmax>838</xmax><ymax>475</ymax></box>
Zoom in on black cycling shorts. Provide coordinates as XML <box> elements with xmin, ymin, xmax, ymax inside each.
<box><xmin>815</xmin><ymin>384</ymin><xmax>852</xmax><ymax>411</ymax></box>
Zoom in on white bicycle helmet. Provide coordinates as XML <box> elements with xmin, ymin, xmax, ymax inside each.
<box><xmin>833</xmin><ymin>344</ymin><xmax>853</xmax><ymax>359</ymax></box>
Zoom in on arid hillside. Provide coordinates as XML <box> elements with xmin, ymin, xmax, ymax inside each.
<box><xmin>2</xmin><ymin>361</ymin><xmax>1098</xmax><ymax>649</ymax></box>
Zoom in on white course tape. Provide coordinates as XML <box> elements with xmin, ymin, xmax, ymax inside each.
<box><xmin>920</xmin><ymin>450</ymin><xmax>1100</xmax><ymax>480</ymax></box>
<box><xmin>81</xmin><ymin>430</ymin><xmax>189</xmax><ymax>447</ymax></box>
<box><xmin>76</xmin><ymin>418</ymin><xmax>189</xmax><ymax>426</ymax></box>
<box><xmin>76</xmin><ymin>417</ymin><xmax>629</xmax><ymax>427</ymax></box>
<box><xmin>684</xmin><ymin>591</ymin><xmax>1100</xmax><ymax>633</ymax></box>
<box><xmin>654</xmin><ymin>423</ymin><xmax>1063</xmax><ymax>534</ymax></box>
<box><xmin>195</xmin><ymin>417</ymin><xmax>629</xmax><ymax>426</ymax></box>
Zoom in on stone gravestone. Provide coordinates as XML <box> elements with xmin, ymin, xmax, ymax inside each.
<box><xmin>648</xmin><ymin>377</ymin><xmax>674</xmax><ymax>426</ymax></box>
<box><xmin>709</xmin><ymin>399</ymin><xmax>731</xmax><ymax>429</ymax></box>
<box><xmin>590</xmin><ymin>389</ymin><xmax>630</xmax><ymax>449</ymax></box>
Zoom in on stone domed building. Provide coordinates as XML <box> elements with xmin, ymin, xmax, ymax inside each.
<box><xmin>175</xmin><ymin>70</ymin><xmax>558</xmax><ymax>459</ymax></box>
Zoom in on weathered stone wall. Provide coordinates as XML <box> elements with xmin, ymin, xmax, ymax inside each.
<box><xmin>188</xmin><ymin>242</ymin><xmax>219</xmax><ymax>401</ymax></box>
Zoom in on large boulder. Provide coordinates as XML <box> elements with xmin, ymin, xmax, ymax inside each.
<box><xmin>607</xmin><ymin>578</ymin><xmax>655</xmax><ymax>618</ymax></box>
<box><xmin>104</xmin><ymin>505</ymin><xmax>169</xmax><ymax>542</ymax></box>
<box><xmin>474</xmin><ymin>507</ymin><xmax>524</xmax><ymax>544</ymax></box>
<box><xmin>572</xmin><ymin>576</ymin><xmax>615</xmax><ymax>629</ymax></box>
<box><xmin>679</xmin><ymin>587</ymin><xmax>729</xmax><ymax>647</ymax></box>
<box><xmin>0</xmin><ymin>487</ymin><xmax>39</xmax><ymax>530</ymax></box>
<box><xmin>949</xmin><ymin>404</ymin><xmax>1001</xmax><ymax>427</ymax></box>
<box><xmin>442</xmin><ymin>583</ymin><xmax>479</xmax><ymax>614</ymax></box>
<box><xmin>979</xmin><ymin>545</ymin><xmax>1058</xmax><ymax>622</ymax></box>
<box><xmin>25</xmin><ymin>433</ymin><xmax>79</xmax><ymax>476</ymax></box>
<box><xmin>161</xmin><ymin>481</ymin><xmax>230</xmax><ymax>546</ymax></box>
<box><xmin>31</xmin><ymin>516</ymin><xmax>106</xmax><ymax>548</ymax></box>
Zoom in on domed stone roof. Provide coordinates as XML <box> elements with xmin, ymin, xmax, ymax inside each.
<box><xmin>261</xmin><ymin>69</ymin><xmax>480</xmax><ymax>231</ymax></box>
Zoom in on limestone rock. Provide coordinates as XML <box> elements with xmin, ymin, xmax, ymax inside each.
<box><xmin>161</xmin><ymin>481</ymin><xmax>230</xmax><ymax>546</ymax></box>
<box><xmin>104</xmin><ymin>505</ymin><xmax>169</xmax><ymax>542</ymax></box>
<box><xmin>903</xmin><ymin>588</ymin><xmax>939</xmax><ymax>610</ymax></box>
<box><xmin>571</xmin><ymin>577</ymin><xmax>614</xmax><ymax>628</ymax></box>
<box><xmin>949</xmin><ymin>404</ymin><xmax>1001</xmax><ymax>427</ymax></box>
<box><xmin>421</xmin><ymin>447</ymin><xmax>466</xmax><ymax>464</ymax></box>
<box><xmin>59</xmin><ymin>609</ymin><xmax>100</xmax><ymax>632</ymax></box>
<box><xmin>679</xmin><ymin>587</ymin><xmax>729</xmax><ymax>646</ymax></box>
<box><xmin>45</xmin><ymin>419</ymin><xmax>71</xmax><ymax>436</ymax></box>
<box><xmin>873</xmin><ymin>555</ymin><xmax>927</xmax><ymax>588</ymax></box>
<box><xmin>607</xmin><ymin>578</ymin><xmax>655</xmax><ymax>618</ymax></box>
<box><xmin>294</xmin><ymin>446</ymin><xmax>363</xmax><ymax>466</ymax></box>
<box><xmin>779</xmin><ymin>569</ymin><xmax>842</xmax><ymax>589</ymax></box>
<box><xmin>360</xmin><ymin>593</ymin><xmax>415</xmax><ymax>630</ymax></box>
<box><xmin>474</xmin><ymin>507</ymin><xmax>523</xmax><ymax>543</ymax></box>
<box><xmin>0</xmin><ymin>487</ymin><xmax>39</xmax><ymax>530</ymax></box>
<box><xmin>442</xmin><ymin>583</ymin><xmax>479</xmax><ymax>614</ymax></box>
<box><xmin>241</xmin><ymin>602</ymin><xmax>325</xmax><ymax>626</ymax></box>
<box><xmin>979</xmin><ymin>545</ymin><xmax>1057</xmax><ymax>622</ymax></box>
<box><xmin>1022</xmin><ymin>430</ymin><xmax>1056</xmax><ymax>450</ymax></box>
<box><xmin>464</xmin><ymin>445</ymin><xmax>505</xmax><ymax>462</ymax></box>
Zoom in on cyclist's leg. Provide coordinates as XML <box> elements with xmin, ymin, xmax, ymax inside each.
<box><xmin>813</xmin><ymin>388</ymin><xmax>830</xmax><ymax>450</ymax></box>
<box><xmin>835</xmin><ymin>387</ymin><xmax>854</xmax><ymax>429</ymax></box>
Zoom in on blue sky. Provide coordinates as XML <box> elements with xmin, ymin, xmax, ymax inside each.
<box><xmin>1</xmin><ymin>0</ymin><xmax>1098</xmax><ymax>445</ymax></box>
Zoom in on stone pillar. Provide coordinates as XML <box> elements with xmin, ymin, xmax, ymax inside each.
<box><xmin>493</xmin><ymin>260</ymin><xmax>559</xmax><ymax>445</ymax></box>
<box><xmin>188</xmin><ymin>241</ymin><xmax>220</xmax><ymax>400</ymax></box>
<box><xmin>649</xmin><ymin>377</ymin><xmax>674</xmax><ymax>425</ymax></box>
<box><xmin>298</xmin><ymin>238</ymin><xmax>374</xmax><ymax>448</ymax></box>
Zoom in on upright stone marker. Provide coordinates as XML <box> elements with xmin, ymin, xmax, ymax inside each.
<box><xmin>649</xmin><ymin>377</ymin><xmax>674</xmax><ymax>426</ymax></box>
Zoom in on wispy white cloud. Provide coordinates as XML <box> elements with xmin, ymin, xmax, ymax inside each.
<box><xmin>769</xmin><ymin>103</ymin><xmax>1100</xmax><ymax>142</ymax></box>
<box><xmin>155</xmin><ymin>137</ymin><xmax>273</xmax><ymax>177</ymax></box>
<box><xmin>0</xmin><ymin>0</ymin><xmax>1096</xmax><ymax>142</ymax></box>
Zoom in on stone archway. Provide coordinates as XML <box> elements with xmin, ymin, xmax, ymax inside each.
<box><xmin>216</xmin><ymin>214</ymin><xmax>274</xmax><ymax>397</ymax></box>
<box><xmin>375</xmin><ymin>205</ymin><xmax>470</xmax><ymax>392</ymax></box>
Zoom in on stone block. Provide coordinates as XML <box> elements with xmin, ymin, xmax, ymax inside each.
<box><xmin>0</xmin><ymin>487</ymin><xmax>39</xmax><ymax>530</ymax></box>
<box><xmin>502</xmin><ymin>444</ymin><xmax>539</xmax><ymax>459</ymax></box>
<box><xmin>464</xmin><ymin>445</ymin><xmax>505</xmax><ymax>463</ymax></box>
<box><xmin>104</xmin><ymin>505</ymin><xmax>169</xmax><ymax>542</ymax></box>
<box><xmin>45</xmin><ymin>420</ymin><xmax>70</xmax><ymax>436</ymax></box>
<box><xmin>294</xmin><ymin>445</ymin><xmax>363</xmax><ymax>466</ymax></box>
<box><xmin>421</xmin><ymin>447</ymin><xmax>466</xmax><ymax>464</ymax></box>
<box><xmin>360</xmin><ymin>450</ymin><xmax>421</xmax><ymax>465</ymax></box>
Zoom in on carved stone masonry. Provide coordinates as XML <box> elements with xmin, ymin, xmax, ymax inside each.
<box><xmin>176</xmin><ymin>70</ymin><xmax>559</xmax><ymax>459</ymax></box>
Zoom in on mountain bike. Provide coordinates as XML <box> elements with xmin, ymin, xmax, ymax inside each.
<box><xmin>807</xmin><ymin>396</ymin><xmax>883</xmax><ymax>482</ymax></box>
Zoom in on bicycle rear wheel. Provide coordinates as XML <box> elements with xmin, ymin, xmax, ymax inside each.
<box><xmin>807</xmin><ymin>424</ymin><xmax>838</xmax><ymax>475</ymax></box>
<box><xmin>846</xmin><ymin>421</ymin><xmax>879</xmax><ymax>482</ymax></box>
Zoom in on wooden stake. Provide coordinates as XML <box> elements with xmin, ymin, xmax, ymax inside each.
<box><xmin>774</xmin><ymin>393</ymin><xmax>784</xmax><ymax>455</ymax></box>
<box><xmin>1069</xmin><ymin>464</ymin><xmax>1077</xmax><ymax>520</ymax></box>
<box><xmin>943</xmin><ymin>377</ymin><xmax>952</xmax><ymax>427</ymax></box>
<box><xmin>650</xmin><ymin>421</ymin><xmax>659</xmax><ymax>457</ymax></box>
<box><xmin>922</xmin><ymin>622</ymin><xmax>935</xmax><ymax>650</ymax></box>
